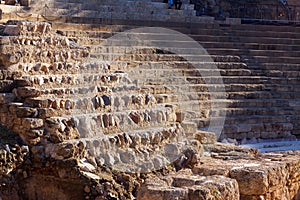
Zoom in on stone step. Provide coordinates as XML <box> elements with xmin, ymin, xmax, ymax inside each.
<box><xmin>208</xmin><ymin>48</ymin><xmax>300</xmax><ymax>58</ymax></box>
<box><xmin>46</xmin><ymin>108</ymin><xmax>179</xmax><ymax>139</ymax></box>
<box><xmin>21</xmin><ymin>72</ymin><xmax>126</xmax><ymax>89</ymax></box>
<box><xmin>240</xmin><ymin>140</ymin><xmax>300</xmax><ymax>153</ymax></box>
<box><xmin>224</xmin><ymin>23</ymin><xmax>300</xmax><ymax>34</ymax></box>
<box><xmin>197</xmin><ymin>115</ymin><xmax>293</xmax><ymax>127</ymax></box>
<box><xmin>51</xmin><ymin>15</ymin><xmax>300</xmax><ymax>35</ymax></box>
<box><xmin>256</xmin><ymin>63</ymin><xmax>300</xmax><ymax>71</ymax></box>
<box><xmin>247</xmin><ymin>56</ymin><xmax>300</xmax><ymax>64</ymax></box>
<box><xmin>267</xmin><ymin>84</ymin><xmax>300</xmax><ymax>92</ymax></box>
<box><xmin>50</xmin><ymin>1</ymin><xmax>195</xmax><ymax>12</ymax></box>
<box><xmin>76</xmin><ymin>37</ymin><xmax>300</xmax><ymax>52</ymax></box>
<box><xmin>58</xmin><ymin>26</ymin><xmax>300</xmax><ymax>42</ymax></box>
<box><xmin>68</xmin><ymin>30</ymin><xmax>300</xmax><ymax>49</ymax></box>
<box><xmin>49</xmin><ymin>6</ymin><xmax>196</xmax><ymax>18</ymax></box>
<box><xmin>86</xmin><ymin>44</ymin><xmax>300</xmax><ymax>58</ymax></box>
<box><xmin>23</xmin><ymin>7</ymin><xmax>196</xmax><ymax>23</ymax></box>
<box><xmin>91</xmin><ymin>53</ymin><xmax>241</xmax><ymax>62</ymax></box>
<box><xmin>54</xmin><ymin>22</ymin><xmax>300</xmax><ymax>41</ymax></box>
<box><xmin>209</xmin><ymin>107</ymin><xmax>297</xmax><ymax>118</ymax></box>
<box><xmin>173</xmin><ymin>98</ymin><xmax>294</xmax><ymax>110</ymax></box>
<box><xmin>54</xmin><ymin>23</ymin><xmax>300</xmax><ymax>43</ymax></box>
<box><xmin>226</xmin><ymin>99</ymin><xmax>292</xmax><ymax>108</ymax></box>
<box><xmin>135</xmin><ymin>75</ymin><xmax>271</xmax><ymax>85</ymax></box>
<box><xmin>49</xmin><ymin>122</ymin><xmax>189</xmax><ymax>172</ymax></box>
<box><xmin>25</xmin><ymin>89</ymin><xmax>159</xmax><ymax>112</ymax></box>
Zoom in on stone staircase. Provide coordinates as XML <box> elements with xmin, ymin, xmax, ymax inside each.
<box><xmin>51</xmin><ymin>21</ymin><xmax>300</xmax><ymax>142</ymax></box>
<box><xmin>0</xmin><ymin>21</ymin><xmax>204</xmax><ymax>173</ymax></box>
<box><xmin>0</xmin><ymin>19</ymin><xmax>299</xmax><ymax>175</ymax></box>
<box><xmin>0</xmin><ymin>1</ymin><xmax>299</xmax><ymax>199</ymax></box>
<box><xmin>0</xmin><ymin>0</ymin><xmax>208</xmax><ymax>24</ymax></box>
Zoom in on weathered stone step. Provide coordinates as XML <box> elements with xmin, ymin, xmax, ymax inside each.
<box><xmin>67</xmin><ymin>29</ymin><xmax>300</xmax><ymax>49</ymax></box>
<box><xmin>152</xmin><ymin>91</ymin><xmax>274</xmax><ymax>101</ymax></box>
<box><xmin>47</xmin><ymin>106</ymin><xmax>179</xmax><ymax>138</ymax></box>
<box><xmin>56</xmin><ymin>26</ymin><xmax>300</xmax><ymax>47</ymax></box>
<box><xmin>91</xmin><ymin>53</ymin><xmax>241</xmax><ymax>62</ymax></box>
<box><xmin>125</xmin><ymin>67</ymin><xmax>252</xmax><ymax>77</ymax></box>
<box><xmin>224</xmin><ymin>23</ymin><xmax>300</xmax><ymax>34</ymax></box>
<box><xmin>52</xmin><ymin>19</ymin><xmax>300</xmax><ymax>36</ymax></box>
<box><xmin>270</xmin><ymin>92</ymin><xmax>300</xmax><ymax>99</ymax></box>
<box><xmin>247</xmin><ymin>56</ymin><xmax>300</xmax><ymax>64</ymax></box>
<box><xmin>256</xmin><ymin>63</ymin><xmax>300</xmax><ymax>71</ymax></box>
<box><xmin>198</xmin><ymin>115</ymin><xmax>293</xmax><ymax>127</ymax></box>
<box><xmin>76</xmin><ymin>36</ymin><xmax>300</xmax><ymax>52</ymax></box>
<box><xmin>25</xmin><ymin>7</ymin><xmax>195</xmax><ymax>23</ymax></box>
<box><xmin>50</xmin><ymin>2</ymin><xmax>195</xmax><ymax>14</ymax></box>
<box><xmin>15</xmin><ymin>61</ymin><xmax>111</xmax><ymax>76</ymax></box>
<box><xmin>195</xmin><ymin>117</ymin><xmax>294</xmax><ymax>137</ymax></box>
<box><xmin>51</xmin><ymin>122</ymin><xmax>189</xmax><ymax>172</ymax></box>
<box><xmin>226</xmin><ymin>99</ymin><xmax>292</xmax><ymax>108</ymax></box>
<box><xmin>208</xmin><ymin>48</ymin><xmax>300</xmax><ymax>58</ymax></box>
<box><xmin>267</xmin><ymin>84</ymin><xmax>300</xmax><ymax>92</ymax></box>
<box><xmin>25</xmin><ymin>89</ymin><xmax>159</xmax><ymax>112</ymax></box>
<box><xmin>54</xmin><ymin>20</ymin><xmax>300</xmax><ymax>39</ymax></box>
<box><xmin>172</xmin><ymin>98</ymin><xmax>293</xmax><ymax>111</ymax></box>
<box><xmin>262</xmin><ymin>70</ymin><xmax>300</xmax><ymax>77</ymax></box>
<box><xmin>209</xmin><ymin>107</ymin><xmax>297</xmax><ymax>117</ymax></box>
<box><xmin>87</xmin><ymin>44</ymin><xmax>300</xmax><ymax>58</ymax></box>
<box><xmin>22</xmin><ymin>72</ymin><xmax>125</xmax><ymax>88</ymax></box>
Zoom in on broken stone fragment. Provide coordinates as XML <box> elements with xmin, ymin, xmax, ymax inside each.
<box><xmin>65</xmin><ymin>100</ymin><xmax>72</xmax><ymax>110</ymax></box>
<box><xmin>181</xmin><ymin>121</ymin><xmax>197</xmax><ymax>136</ymax></box>
<box><xmin>102</xmin><ymin>114</ymin><xmax>109</xmax><ymax>128</ymax></box>
<box><xmin>45</xmin><ymin>118</ymin><xmax>61</xmax><ymax>132</ymax></box>
<box><xmin>14</xmin><ymin>79</ymin><xmax>32</xmax><ymax>87</ymax></box>
<box><xmin>16</xmin><ymin>106</ymin><xmax>37</xmax><ymax>117</ymax></box>
<box><xmin>93</xmin><ymin>95</ymin><xmax>105</xmax><ymax>109</ymax></box>
<box><xmin>145</xmin><ymin>93</ymin><xmax>156</xmax><ymax>105</ymax></box>
<box><xmin>3</xmin><ymin>25</ymin><xmax>20</xmax><ymax>36</ymax></box>
<box><xmin>17</xmin><ymin>87</ymin><xmax>41</xmax><ymax>98</ymax></box>
<box><xmin>129</xmin><ymin>112</ymin><xmax>143</xmax><ymax>124</ymax></box>
<box><xmin>194</xmin><ymin>131</ymin><xmax>216</xmax><ymax>144</ymax></box>
<box><xmin>0</xmin><ymin>52</ymin><xmax>22</xmax><ymax>67</ymax></box>
<box><xmin>132</xmin><ymin>94</ymin><xmax>144</xmax><ymax>106</ymax></box>
<box><xmin>22</xmin><ymin>118</ymin><xmax>44</xmax><ymax>129</ymax></box>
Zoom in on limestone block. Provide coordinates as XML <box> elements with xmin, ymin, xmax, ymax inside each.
<box><xmin>181</xmin><ymin>121</ymin><xmax>197</xmax><ymax>135</ymax></box>
<box><xmin>129</xmin><ymin>112</ymin><xmax>143</xmax><ymax>124</ymax></box>
<box><xmin>0</xmin><ymin>52</ymin><xmax>22</xmax><ymax>67</ymax></box>
<box><xmin>137</xmin><ymin>186</ymin><xmax>189</xmax><ymax>200</ymax></box>
<box><xmin>22</xmin><ymin>118</ymin><xmax>44</xmax><ymax>129</ymax></box>
<box><xmin>3</xmin><ymin>25</ymin><xmax>19</xmax><ymax>36</ymax></box>
<box><xmin>194</xmin><ymin>131</ymin><xmax>216</xmax><ymax>144</ymax></box>
<box><xmin>230</xmin><ymin>167</ymin><xmax>268</xmax><ymax>195</ymax></box>
<box><xmin>15</xmin><ymin>79</ymin><xmax>32</xmax><ymax>87</ymax></box>
<box><xmin>51</xmin><ymin>143</ymin><xmax>76</xmax><ymax>160</ymax></box>
<box><xmin>119</xmin><ymin>149</ymin><xmax>135</xmax><ymax>164</ymax></box>
<box><xmin>16</xmin><ymin>107</ymin><xmax>37</xmax><ymax>117</ymax></box>
<box><xmin>176</xmin><ymin>112</ymin><xmax>185</xmax><ymax>122</ymax></box>
<box><xmin>93</xmin><ymin>95</ymin><xmax>105</xmax><ymax>109</ymax></box>
<box><xmin>17</xmin><ymin>87</ymin><xmax>41</xmax><ymax>98</ymax></box>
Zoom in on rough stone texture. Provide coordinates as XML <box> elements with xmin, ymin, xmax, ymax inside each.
<box><xmin>137</xmin><ymin>169</ymin><xmax>240</xmax><ymax>200</ymax></box>
<box><xmin>0</xmin><ymin>0</ymin><xmax>298</xmax><ymax>199</ymax></box>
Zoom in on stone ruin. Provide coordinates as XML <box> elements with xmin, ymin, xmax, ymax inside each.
<box><xmin>0</xmin><ymin>0</ymin><xmax>299</xmax><ymax>199</ymax></box>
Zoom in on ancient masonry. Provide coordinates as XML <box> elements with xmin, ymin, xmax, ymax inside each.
<box><xmin>0</xmin><ymin>0</ymin><xmax>299</xmax><ymax>199</ymax></box>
